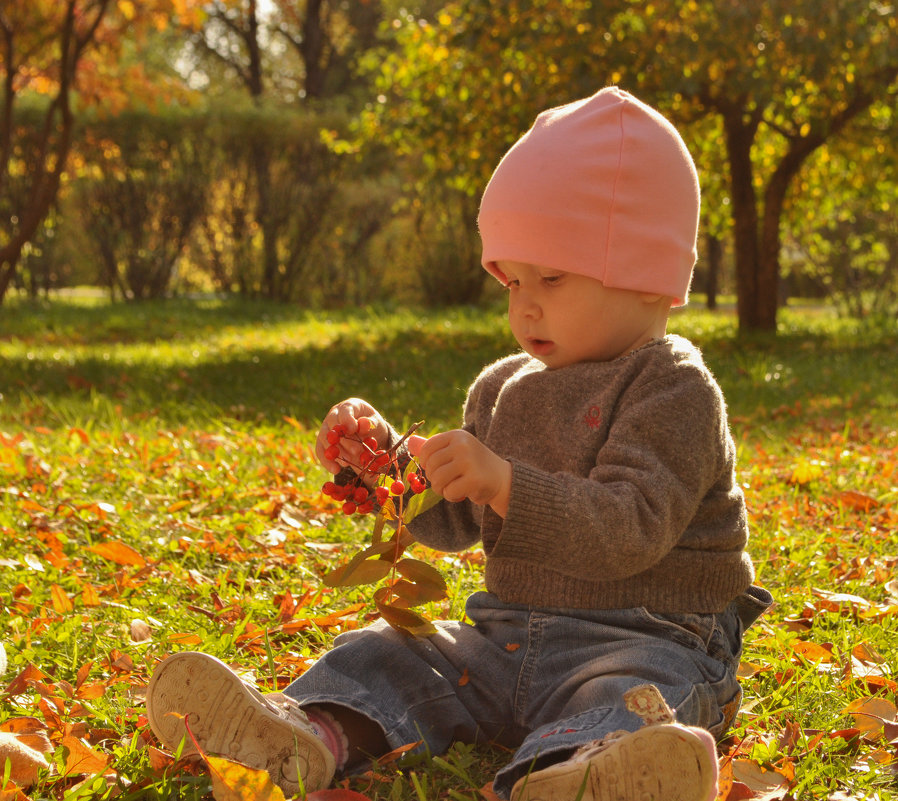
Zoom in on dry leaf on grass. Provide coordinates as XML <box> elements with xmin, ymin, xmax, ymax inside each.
<box><xmin>60</xmin><ymin>734</ymin><xmax>109</xmax><ymax>776</ymax></box>
<box><xmin>0</xmin><ymin>732</ymin><xmax>50</xmax><ymax>788</ymax></box>
<box><xmin>206</xmin><ymin>755</ymin><xmax>286</xmax><ymax>801</ymax></box>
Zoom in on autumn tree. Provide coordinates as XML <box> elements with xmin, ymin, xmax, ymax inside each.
<box><xmin>181</xmin><ymin>0</ymin><xmax>388</xmax><ymax>300</ymax></box>
<box><xmin>0</xmin><ymin>0</ymin><xmax>201</xmax><ymax>306</ymax></box>
<box><xmin>367</xmin><ymin>0</ymin><xmax>898</xmax><ymax>328</ymax></box>
<box><xmin>604</xmin><ymin>0</ymin><xmax>898</xmax><ymax>331</ymax></box>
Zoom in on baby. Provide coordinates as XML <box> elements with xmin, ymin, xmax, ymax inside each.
<box><xmin>147</xmin><ymin>87</ymin><xmax>771</xmax><ymax>801</ymax></box>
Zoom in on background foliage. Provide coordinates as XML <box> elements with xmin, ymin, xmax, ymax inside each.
<box><xmin>1</xmin><ymin>0</ymin><xmax>897</xmax><ymax>328</ymax></box>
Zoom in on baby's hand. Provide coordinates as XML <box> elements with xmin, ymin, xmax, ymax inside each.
<box><xmin>316</xmin><ymin>398</ymin><xmax>389</xmax><ymax>475</ymax></box>
<box><xmin>411</xmin><ymin>430</ymin><xmax>511</xmax><ymax>517</ymax></box>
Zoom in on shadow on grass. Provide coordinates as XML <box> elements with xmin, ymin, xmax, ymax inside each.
<box><xmin>2</xmin><ymin>298</ymin><xmax>896</xmax><ymax>434</ymax></box>
<box><xmin>1</xmin><ymin>303</ymin><xmax>516</xmax><ymax>428</ymax></box>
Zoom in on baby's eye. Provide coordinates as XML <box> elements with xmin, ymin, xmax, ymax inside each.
<box><xmin>541</xmin><ymin>274</ymin><xmax>564</xmax><ymax>286</ymax></box>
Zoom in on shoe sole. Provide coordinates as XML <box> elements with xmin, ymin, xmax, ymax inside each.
<box><xmin>146</xmin><ymin>652</ymin><xmax>335</xmax><ymax>795</ymax></box>
<box><xmin>513</xmin><ymin>725</ymin><xmax>715</xmax><ymax>801</ymax></box>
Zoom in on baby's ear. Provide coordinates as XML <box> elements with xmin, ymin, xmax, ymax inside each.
<box><xmin>487</xmin><ymin>261</ymin><xmax>508</xmax><ymax>285</ymax></box>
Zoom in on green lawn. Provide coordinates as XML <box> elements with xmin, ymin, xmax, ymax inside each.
<box><xmin>1</xmin><ymin>297</ymin><xmax>896</xmax><ymax>800</ymax></box>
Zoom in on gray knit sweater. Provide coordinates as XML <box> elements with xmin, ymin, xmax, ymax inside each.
<box><xmin>406</xmin><ymin>334</ymin><xmax>755</xmax><ymax>614</ymax></box>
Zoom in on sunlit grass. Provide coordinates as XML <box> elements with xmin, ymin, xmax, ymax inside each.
<box><xmin>1</xmin><ymin>297</ymin><xmax>896</xmax><ymax>799</ymax></box>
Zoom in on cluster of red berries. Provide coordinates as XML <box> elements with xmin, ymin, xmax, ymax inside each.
<box><xmin>321</xmin><ymin>424</ymin><xmax>426</xmax><ymax>516</ymax></box>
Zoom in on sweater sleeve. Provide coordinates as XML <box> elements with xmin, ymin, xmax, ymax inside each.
<box><xmin>405</xmin><ymin>354</ymin><xmax>529</xmax><ymax>553</ymax></box>
<box><xmin>488</xmin><ymin>361</ymin><xmax>737</xmax><ymax>583</ymax></box>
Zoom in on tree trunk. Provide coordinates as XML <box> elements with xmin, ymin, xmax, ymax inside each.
<box><xmin>705</xmin><ymin>233</ymin><xmax>721</xmax><ymax>310</ymax></box>
<box><xmin>720</xmin><ymin>105</ymin><xmax>769</xmax><ymax>333</ymax></box>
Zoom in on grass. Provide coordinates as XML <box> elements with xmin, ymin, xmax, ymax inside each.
<box><xmin>1</xmin><ymin>296</ymin><xmax>897</xmax><ymax>800</ymax></box>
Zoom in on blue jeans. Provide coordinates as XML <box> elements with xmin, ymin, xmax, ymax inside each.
<box><xmin>284</xmin><ymin>587</ymin><xmax>772</xmax><ymax>799</ymax></box>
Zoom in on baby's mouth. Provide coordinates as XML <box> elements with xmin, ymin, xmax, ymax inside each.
<box><xmin>527</xmin><ymin>337</ymin><xmax>554</xmax><ymax>354</ymax></box>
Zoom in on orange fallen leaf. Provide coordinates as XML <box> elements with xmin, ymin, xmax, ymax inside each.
<box><xmin>790</xmin><ymin>640</ymin><xmax>833</xmax><ymax>663</ymax></box>
<box><xmin>0</xmin><ymin>732</ymin><xmax>49</xmax><ymax>788</ymax></box>
<box><xmin>68</xmin><ymin>427</ymin><xmax>90</xmax><ymax>445</ymax></box>
<box><xmin>505</xmin><ymin>643</ymin><xmax>521</xmax><ymax>652</ymax></box>
<box><xmin>713</xmin><ymin>758</ymin><xmax>733</xmax><ymax>801</ymax></box>
<box><xmin>0</xmin><ymin>778</ymin><xmax>31</xmax><ymax>801</ymax></box>
<box><xmin>60</xmin><ymin>734</ymin><xmax>108</xmax><ymax>776</ymax></box>
<box><xmin>458</xmin><ymin>668</ymin><xmax>470</xmax><ymax>687</ymax></box>
<box><xmin>842</xmin><ymin>696</ymin><xmax>897</xmax><ymax>742</ymax></box>
<box><xmin>477</xmin><ymin>782</ymin><xmax>502</xmax><ymax>801</ymax></box>
<box><xmin>81</xmin><ymin>583</ymin><xmax>101</xmax><ymax>607</ymax></box>
<box><xmin>375</xmin><ymin>741</ymin><xmax>422</xmax><ymax>767</ymax></box>
<box><xmin>89</xmin><ymin>540</ymin><xmax>147</xmax><ymax>567</ymax></box>
<box><xmin>837</xmin><ymin>489</ymin><xmax>878</xmax><ymax>512</ymax></box>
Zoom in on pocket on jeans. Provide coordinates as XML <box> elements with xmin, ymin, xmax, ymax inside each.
<box><xmin>635</xmin><ymin>607</ymin><xmax>717</xmax><ymax>652</ymax></box>
<box><xmin>674</xmin><ymin>664</ymin><xmax>742</xmax><ymax>738</ymax></box>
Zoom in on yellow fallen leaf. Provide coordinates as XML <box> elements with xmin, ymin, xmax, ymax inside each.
<box><xmin>206</xmin><ymin>755</ymin><xmax>286</xmax><ymax>801</ymax></box>
<box><xmin>50</xmin><ymin>584</ymin><xmax>74</xmax><ymax>614</ymax></box>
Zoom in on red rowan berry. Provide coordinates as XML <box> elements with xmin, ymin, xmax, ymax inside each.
<box><xmin>322</xmin><ymin>481</ymin><xmax>337</xmax><ymax>497</ymax></box>
<box><xmin>357</xmin><ymin>501</ymin><xmax>375</xmax><ymax>515</ymax></box>
<box><xmin>353</xmin><ymin>486</ymin><xmax>369</xmax><ymax>504</ymax></box>
<box><xmin>363</xmin><ymin>437</ymin><xmax>379</xmax><ymax>451</ymax></box>
<box><xmin>324</xmin><ymin>444</ymin><xmax>340</xmax><ymax>461</ymax></box>
<box><xmin>332</xmin><ymin>425</ymin><xmax>347</xmax><ymax>436</ymax></box>
<box><xmin>342</xmin><ymin>501</ymin><xmax>357</xmax><ymax>515</ymax></box>
<box><xmin>390</xmin><ymin>480</ymin><xmax>405</xmax><ymax>495</ymax></box>
<box><xmin>374</xmin><ymin>486</ymin><xmax>390</xmax><ymax>504</ymax></box>
<box><xmin>326</xmin><ymin>429</ymin><xmax>342</xmax><ymax>445</ymax></box>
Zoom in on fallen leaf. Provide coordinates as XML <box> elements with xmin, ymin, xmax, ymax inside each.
<box><xmin>130</xmin><ymin>618</ymin><xmax>153</xmax><ymax>643</ymax></box>
<box><xmin>791</xmin><ymin>640</ymin><xmax>833</xmax><ymax>663</ymax></box>
<box><xmin>458</xmin><ymin>668</ymin><xmax>470</xmax><ymax>687</ymax></box>
<box><xmin>0</xmin><ymin>732</ymin><xmax>49</xmax><ymax>788</ymax></box>
<box><xmin>206</xmin><ymin>755</ymin><xmax>286</xmax><ymax>801</ymax></box>
<box><xmin>837</xmin><ymin>489</ymin><xmax>878</xmax><ymax>512</ymax></box>
<box><xmin>374</xmin><ymin>741</ymin><xmax>422</xmax><ymax>767</ymax></box>
<box><xmin>730</xmin><ymin>758</ymin><xmax>791</xmax><ymax>794</ymax></box>
<box><xmin>50</xmin><ymin>584</ymin><xmax>74</xmax><ymax>614</ymax></box>
<box><xmin>714</xmin><ymin>759</ymin><xmax>733</xmax><ymax>801</ymax></box>
<box><xmin>61</xmin><ymin>734</ymin><xmax>108</xmax><ymax>776</ymax></box>
<box><xmin>89</xmin><ymin>540</ymin><xmax>147</xmax><ymax>567</ymax></box>
<box><xmin>477</xmin><ymin>782</ymin><xmax>502</xmax><ymax>801</ymax></box>
<box><xmin>842</xmin><ymin>696</ymin><xmax>897</xmax><ymax>742</ymax></box>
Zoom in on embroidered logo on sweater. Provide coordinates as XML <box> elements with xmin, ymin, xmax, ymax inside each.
<box><xmin>583</xmin><ymin>405</ymin><xmax>602</xmax><ymax>429</ymax></box>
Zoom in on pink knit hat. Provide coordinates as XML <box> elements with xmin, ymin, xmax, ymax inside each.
<box><xmin>478</xmin><ymin>87</ymin><xmax>700</xmax><ymax>306</ymax></box>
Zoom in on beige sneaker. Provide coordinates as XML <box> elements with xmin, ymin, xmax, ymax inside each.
<box><xmin>510</xmin><ymin>723</ymin><xmax>718</xmax><ymax>801</ymax></box>
<box><xmin>147</xmin><ymin>652</ymin><xmax>335</xmax><ymax>796</ymax></box>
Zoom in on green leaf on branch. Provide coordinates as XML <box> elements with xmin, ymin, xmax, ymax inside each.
<box><xmin>322</xmin><ymin>556</ymin><xmax>393</xmax><ymax>588</ymax></box>
<box><xmin>375</xmin><ymin>599</ymin><xmax>439</xmax><ymax>638</ymax></box>
<box><xmin>404</xmin><ymin>487</ymin><xmax>442</xmax><ymax>522</ymax></box>
<box><xmin>395</xmin><ymin>558</ymin><xmax>448</xmax><ymax>598</ymax></box>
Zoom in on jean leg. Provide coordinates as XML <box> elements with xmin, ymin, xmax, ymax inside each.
<box><xmin>492</xmin><ymin>606</ymin><xmax>743</xmax><ymax>798</ymax></box>
<box><xmin>283</xmin><ymin>593</ymin><xmax>530</xmax><ymax>756</ymax></box>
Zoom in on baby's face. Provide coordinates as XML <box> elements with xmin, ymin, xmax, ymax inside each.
<box><xmin>497</xmin><ymin>260</ymin><xmax>667</xmax><ymax>368</ymax></box>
